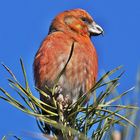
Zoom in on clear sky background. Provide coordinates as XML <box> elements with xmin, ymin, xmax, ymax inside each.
<box><xmin>0</xmin><ymin>0</ymin><xmax>140</xmax><ymax>139</ymax></box>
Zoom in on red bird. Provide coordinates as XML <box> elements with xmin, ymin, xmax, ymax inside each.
<box><xmin>34</xmin><ymin>9</ymin><xmax>103</xmax><ymax>107</ymax></box>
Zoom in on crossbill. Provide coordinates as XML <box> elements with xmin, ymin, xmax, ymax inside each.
<box><xmin>34</xmin><ymin>9</ymin><xmax>103</xmax><ymax>107</ymax></box>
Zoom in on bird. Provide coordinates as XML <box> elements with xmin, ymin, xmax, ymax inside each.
<box><xmin>33</xmin><ymin>8</ymin><xmax>103</xmax><ymax>114</ymax></box>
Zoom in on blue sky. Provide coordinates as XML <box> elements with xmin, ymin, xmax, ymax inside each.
<box><xmin>0</xmin><ymin>0</ymin><xmax>140</xmax><ymax>139</ymax></box>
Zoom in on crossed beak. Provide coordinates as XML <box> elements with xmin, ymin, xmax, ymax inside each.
<box><xmin>88</xmin><ymin>22</ymin><xmax>104</xmax><ymax>36</ymax></box>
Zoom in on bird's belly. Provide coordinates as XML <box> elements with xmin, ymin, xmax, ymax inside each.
<box><xmin>58</xmin><ymin>55</ymin><xmax>97</xmax><ymax>103</ymax></box>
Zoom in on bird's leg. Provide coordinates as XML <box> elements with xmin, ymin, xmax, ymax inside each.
<box><xmin>56</xmin><ymin>94</ymin><xmax>65</xmax><ymax>140</ymax></box>
<box><xmin>54</xmin><ymin>85</ymin><xmax>65</xmax><ymax>121</ymax></box>
<box><xmin>53</xmin><ymin>85</ymin><xmax>64</xmax><ymax>107</ymax></box>
<box><xmin>54</xmin><ymin>85</ymin><xmax>65</xmax><ymax>107</ymax></box>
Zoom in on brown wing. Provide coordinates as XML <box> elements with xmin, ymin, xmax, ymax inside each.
<box><xmin>34</xmin><ymin>31</ymin><xmax>72</xmax><ymax>89</ymax></box>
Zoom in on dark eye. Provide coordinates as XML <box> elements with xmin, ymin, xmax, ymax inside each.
<box><xmin>81</xmin><ymin>17</ymin><xmax>89</xmax><ymax>23</ymax></box>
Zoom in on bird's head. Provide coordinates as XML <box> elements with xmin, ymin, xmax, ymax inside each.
<box><xmin>49</xmin><ymin>9</ymin><xmax>104</xmax><ymax>37</ymax></box>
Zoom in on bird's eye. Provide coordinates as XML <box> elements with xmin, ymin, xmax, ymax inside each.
<box><xmin>81</xmin><ymin>18</ymin><xmax>89</xmax><ymax>23</ymax></box>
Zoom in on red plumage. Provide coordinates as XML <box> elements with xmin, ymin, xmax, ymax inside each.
<box><xmin>34</xmin><ymin>9</ymin><xmax>103</xmax><ymax>106</ymax></box>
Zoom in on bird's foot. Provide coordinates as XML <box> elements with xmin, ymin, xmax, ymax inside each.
<box><xmin>54</xmin><ymin>85</ymin><xmax>72</xmax><ymax>110</ymax></box>
<box><xmin>56</xmin><ymin>94</ymin><xmax>64</xmax><ymax>103</ymax></box>
<box><xmin>56</xmin><ymin>94</ymin><xmax>72</xmax><ymax>110</ymax></box>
